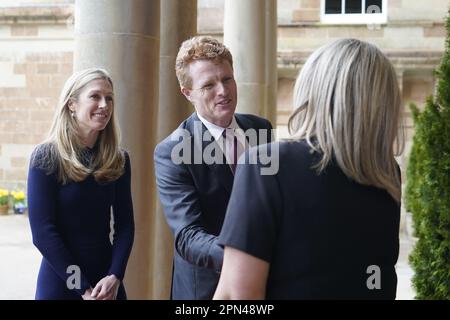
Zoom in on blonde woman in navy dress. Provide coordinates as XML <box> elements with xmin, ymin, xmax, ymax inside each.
<box><xmin>28</xmin><ymin>68</ymin><xmax>134</xmax><ymax>300</ymax></box>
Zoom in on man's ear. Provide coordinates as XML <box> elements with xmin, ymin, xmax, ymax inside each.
<box><xmin>181</xmin><ymin>87</ymin><xmax>192</xmax><ymax>101</ymax></box>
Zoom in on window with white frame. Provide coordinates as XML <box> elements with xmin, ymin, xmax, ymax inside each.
<box><xmin>320</xmin><ymin>0</ymin><xmax>387</xmax><ymax>24</ymax></box>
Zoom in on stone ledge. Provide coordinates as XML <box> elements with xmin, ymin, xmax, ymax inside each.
<box><xmin>0</xmin><ymin>5</ymin><xmax>73</xmax><ymax>24</ymax></box>
<box><xmin>279</xmin><ymin>21</ymin><xmax>444</xmax><ymax>28</ymax></box>
<box><xmin>278</xmin><ymin>50</ymin><xmax>444</xmax><ymax>70</ymax></box>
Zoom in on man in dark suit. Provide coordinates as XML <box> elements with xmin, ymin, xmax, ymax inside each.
<box><xmin>154</xmin><ymin>36</ymin><xmax>272</xmax><ymax>299</ymax></box>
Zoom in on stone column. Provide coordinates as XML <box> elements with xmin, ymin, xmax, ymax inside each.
<box><xmin>224</xmin><ymin>0</ymin><xmax>266</xmax><ymax>116</ymax></box>
<box><xmin>74</xmin><ymin>0</ymin><xmax>160</xmax><ymax>299</ymax></box>
<box><xmin>158</xmin><ymin>0</ymin><xmax>196</xmax><ymax>142</ymax></box>
<box><xmin>154</xmin><ymin>0</ymin><xmax>197</xmax><ymax>299</ymax></box>
<box><xmin>265</xmin><ymin>0</ymin><xmax>278</xmax><ymax>126</ymax></box>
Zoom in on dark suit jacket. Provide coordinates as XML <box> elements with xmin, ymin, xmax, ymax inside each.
<box><xmin>154</xmin><ymin>112</ymin><xmax>272</xmax><ymax>299</ymax></box>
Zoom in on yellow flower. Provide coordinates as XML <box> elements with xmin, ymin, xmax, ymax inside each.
<box><xmin>0</xmin><ymin>189</ymin><xmax>9</xmax><ymax>206</ymax></box>
<box><xmin>11</xmin><ymin>190</ymin><xmax>26</xmax><ymax>204</ymax></box>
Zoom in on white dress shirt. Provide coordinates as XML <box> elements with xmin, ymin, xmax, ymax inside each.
<box><xmin>197</xmin><ymin>113</ymin><xmax>247</xmax><ymax>171</ymax></box>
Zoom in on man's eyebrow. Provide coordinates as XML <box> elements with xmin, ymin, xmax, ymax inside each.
<box><xmin>198</xmin><ymin>77</ymin><xmax>214</xmax><ymax>84</ymax></box>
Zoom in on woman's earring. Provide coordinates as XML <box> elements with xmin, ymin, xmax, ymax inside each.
<box><xmin>70</xmin><ymin>110</ymin><xmax>75</xmax><ymax>117</ymax></box>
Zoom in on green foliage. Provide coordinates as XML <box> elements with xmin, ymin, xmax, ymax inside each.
<box><xmin>405</xmin><ymin>9</ymin><xmax>450</xmax><ymax>300</ymax></box>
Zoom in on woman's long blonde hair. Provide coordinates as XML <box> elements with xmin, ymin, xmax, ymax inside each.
<box><xmin>288</xmin><ymin>38</ymin><xmax>404</xmax><ymax>202</ymax></box>
<box><xmin>37</xmin><ymin>68</ymin><xmax>125</xmax><ymax>184</ymax></box>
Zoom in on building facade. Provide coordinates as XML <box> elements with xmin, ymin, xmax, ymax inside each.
<box><xmin>0</xmin><ymin>0</ymin><xmax>447</xmax><ymax>298</ymax></box>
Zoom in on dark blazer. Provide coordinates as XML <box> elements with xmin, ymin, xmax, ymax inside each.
<box><xmin>154</xmin><ymin>112</ymin><xmax>272</xmax><ymax>299</ymax></box>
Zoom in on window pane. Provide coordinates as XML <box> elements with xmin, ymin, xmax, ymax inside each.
<box><xmin>345</xmin><ymin>0</ymin><xmax>362</xmax><ymax>13</ymax></box>
<box><xmin>366</xmin><ymin>0</ymin><xmax>383</xmax><ymax>13</ymax></box>
<box><xmin>325</xmin><ymin>0</ymin><xmax>342</xmax><ymax>14</ymax></box>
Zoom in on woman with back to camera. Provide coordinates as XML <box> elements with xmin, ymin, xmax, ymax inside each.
<box><xmin>28</xmin><ymin>68</ymin><xmax>134</xmax><ymax>300</ymax></box>
<box><xmin>214</xmin><ymin>38</ymin><xmax>404</xmax><ymax>299</ymax></box>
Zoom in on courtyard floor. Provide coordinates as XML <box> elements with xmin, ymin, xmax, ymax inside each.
<box><xmin>0</xmin><ymin>214</ymin><xmax>415</xmax><ymax>300</ymax></box>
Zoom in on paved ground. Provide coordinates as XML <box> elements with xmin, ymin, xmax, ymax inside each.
<box><xmin>0</xmin><ymin>214</ymin><xmax>40</xmax><ymax>299</ymax></box>
<box><xmin>0</xmin><ymin>214</ymin><xmax>416</xmax><ymax>300</ymax></box>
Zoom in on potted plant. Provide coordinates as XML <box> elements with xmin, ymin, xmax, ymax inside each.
<box><xmin>0</xmin><ymin>189</ymin><xmax>10</xmax><ymax>215</ymax></box>
<box><xmin>11</xmin><ymin>190</ymin><xmax>27</xmax><ymax>215</ymax></box>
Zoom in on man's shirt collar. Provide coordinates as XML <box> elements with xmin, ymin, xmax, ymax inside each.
<box><xmin>196</xmin><ymin>113</ymin><xmax>240</xmax><ymax>142</ymax></box>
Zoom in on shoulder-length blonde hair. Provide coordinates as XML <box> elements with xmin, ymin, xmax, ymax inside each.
<box><xmin>288</xmin><ymin>38</ymin><xmax>404</xmax><ymax>202</ymax></box>
<box><xmin>42</xmin><ymin>67</ymin><xmax>125</xmax><ymax>184</ymax></box>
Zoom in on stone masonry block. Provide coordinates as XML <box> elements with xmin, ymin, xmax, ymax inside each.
<box><xmin>301</xmin><ymin>0</ymin><xmax>320</xmax><ymax>9</ymax></box>
<box><xmin>12</xmin><ymin>133</ymin><xmax>37</xmax><ymax>144</ymax></box>
<box><xmin>0</xmin><ymin>133</ymin><xmax>14</xmax><ymax>144</ymax></box>
<box><xmin>2</xmin><ymin>110</ymin><xmax>28</xmax><ymax>121</ymax></box>
<box><xmin>60</xmin><ymin>63</ymin><xmax>73</xmax><ymax>74</ymax></box>
<box><xmin>4</xmin><ymin>169</ymin><xmax>27</xmax><ymax>181</ymax></box>
<box><xmin>424</xmin><ymin>25</ymin><xmax>446</xmax><ymax>37</ymax></box>
<box><xmin>11</xmin><ymin>25</ymin><xmax>38</xmax><ymax>37</ymax></box>
<box><xmin>29</xmin><ymin>109</ymin><xmax>53</xmax><ymax>121</ymax></box>
<box><xmin>328</xmin><ymin>27</ymin><xmax>384</xmax><ymax>38</ymax></box>
<box><xmin>0</xmin><ymin>88</ymin><xmax>27</xmax><ymax>97</ymax></box>
<box><xmin>10</xmin><ymin>157</ymin><xmax>27</xmax><ymax>168</ymax></box>
<box><xmin>37</xmin><ymin>63</ymin><xmax>58</xmax><ymax>74</ymax></box>
<box><xmin>32</xmin><ymin>121</ymin><xmax>52</xmax><ymax>135</ymax></box>
<box><xmin>14</xmin><ymin>62</ymin><xmax>37</xmax><ymax>75</ymax></box>
<box><xmin>292</xmin><ymin>9</ymin><xmax>320</xmax><ymax>22</ymax></box>
<box><xmin>29</xmin><ymin>86</ymin><xmax>58</xmax><ymax>98</ymax></box>
<box><xmin>389</xmin><ymin>0</ymin><xmax>402</xmax><ymax>8</ymax></box>
<box><xmin>7</xmin><ymin>98</ymin><xmax>31</xmax><ymax>109</ymax></box>
<box><xmin>50</xmin><ymin>75</ymin><xmax>67</xmax><ymax>88</ymax></box>
<box><xmin>26</xmin><ymin>74</ymin><xmax>50</xmax><ymax>88</ymax></box>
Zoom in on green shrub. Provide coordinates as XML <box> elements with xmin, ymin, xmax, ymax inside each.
<box><xmin>405</xmin><ymin>9</ymin><xmax>450</xmax><ymax>300</ymax></box>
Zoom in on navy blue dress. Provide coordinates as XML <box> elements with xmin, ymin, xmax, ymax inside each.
<box><xmin>219</xmin><ymin>140</ymin><xmax>400</xmax><ymax>299</ymax></box>
<box><xmin>27</xmin><ymin>144</ymin><xmax>134</xmax><ymax>300</ymax></box>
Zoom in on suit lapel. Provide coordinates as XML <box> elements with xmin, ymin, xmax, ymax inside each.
<box><xmin>235</xmin><ymin>113</ymin><xmax>272</xmax><ymax>147</ymax></box>
<box><xmin>235</xmin><ymin>114</ymin><xmax>252</xmax><ymax>131</ymax></box>
<box><xmin>187</xmin><ymin>113</ymin><xmax>234</xmax><ymax>194</ymax></box>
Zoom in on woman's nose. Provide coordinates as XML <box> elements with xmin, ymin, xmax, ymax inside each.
<box><xmin>99</xmin><ymin>97</ymin><xmax>108</xmax><ymax>108</ymax></box>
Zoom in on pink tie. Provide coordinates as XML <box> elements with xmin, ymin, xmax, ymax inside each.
<box><xmin>231</xmin><ymin>135</ymin><xmax>237</xmax><ymax>174</ymax></box>
<box><xmin>223</xmin><ymin>129</ymin><xmax>238</xmax><ymax>174</ymax></box>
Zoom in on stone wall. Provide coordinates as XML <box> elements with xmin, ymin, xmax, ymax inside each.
<box><xmin>0</xmin><ymin>2</ymin><xmax>74</xmax><ymax>190</ymax></box>
<box><xmin>0</xmin><ymin>0</ymin><xmax>448</xmax><ymax>224</ymax></box>
<box><xmin>198</xmin><ymin>0</ymin><xmax>448</xmax><ymax>237</ymax></box>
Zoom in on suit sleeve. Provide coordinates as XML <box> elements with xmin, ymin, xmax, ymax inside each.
<box><xmin>27</xmin><ymin>161</ymin><xmax>91</xmax><ymax>296</ymax></box>
<box><xmin>154</xmin><ymin>141</ymin><xmax>223</xmax><ymax>272</ymax></box>
<box><xmin>108</xmin><ymin>152</ymin><xmax>135</xmax><ymax>280</ymax></box>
